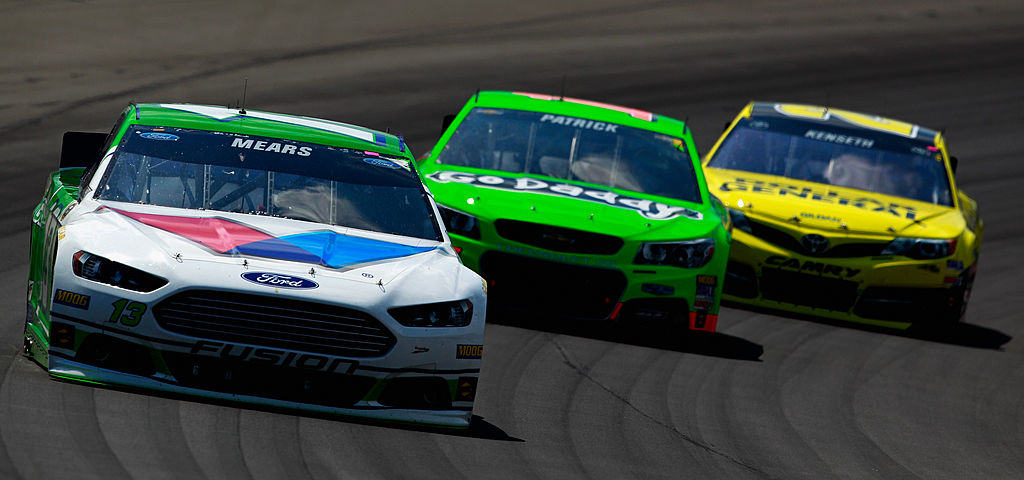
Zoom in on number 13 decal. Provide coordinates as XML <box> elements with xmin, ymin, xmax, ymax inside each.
<box><xmin>109</xmin><ymin>299</ymin><xmax>147</xmax><ymax>327</ymax></box>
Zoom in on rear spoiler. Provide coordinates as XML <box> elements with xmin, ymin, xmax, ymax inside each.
<box><xmin>60</xmin><ymin>131</ymin><xmax>106</xmax><ymax>168</ymax></box>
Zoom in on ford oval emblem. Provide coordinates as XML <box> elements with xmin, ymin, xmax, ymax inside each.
<box><xmin>241</xmin><ymin>272</ymin><xmax>319</xmax><ymax>289</ymax></box>
<box><xmin>363</xmin><ymin>157</ymin><xmax>401</xmax><ymax>169</ymax></box>
<box><xmin>139</xmin><ymin>132</ymin><xmax>180</xmax><ymax>141</ymax></box>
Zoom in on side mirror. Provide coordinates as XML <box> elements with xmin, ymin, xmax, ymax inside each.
<box><xmin>949</xmin><ymin>155</ymin><xmax>959</xmax><ymax>174</ymax></box>
<box><xmin>441</xmin><ymin>114</ymin><xmax>456</xmax><ymax>136</ymax></box>
<box><xmin>60</xmin><ymin>131</ymin><xmax>106</xmax><ymax>168</ymax></box>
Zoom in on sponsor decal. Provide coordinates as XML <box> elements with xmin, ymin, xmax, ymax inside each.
<box><xmin>804</xmin><ymin>130</ymin><xmax>875</xmax><ymax>148</ymax></box>
<box><xmin>57</xmin><ymin>226</ymin><xmax>66</xmax><ymax>240</ymax></box>
<box><xmin>191</xmin><ymin>340</ymin><xmax>358</xmax><ymax>373</ymax></box>
<box><xmin>53</xmin><ymin>289</ymin><xmax>90</xmax><ymax>309</ymax></box>
<box><xmin>241</xmin><ymin>272</ymin><xmax>319</xmax><ymax>289</ymax></box>
<box><xmin>456</xmin><ymin>344</ymin><xmax>483</xmax><ymax>359</ymax></box>
<box><xmin>109</xmin><ymin>299</ymin><xmax>146</xmax><ymax>327</ymax></box>
<box><xmin>428</xmin><ymin>171</ymin><xmax>702</xmax><ymax>221</ymax></box>
<box><xmin>800</xmin><ymin>212</ymin><xmax>841</xmax><ymax>223</ymax></box>
<box><xmin>947</xmin><ymin>260</ymin><xmax>964</xmax><ymax>271</ymax></box>
<box><xmin>230</xmin><ymin>137</ymin><xmax>312</xmax><ymax>156</ymax></box>
<box><xmin>412</xmin><ymin>346</ymin><xmax>430</xmax><ymax>354</ymax></box>
<box><xmin>719</xmin><ymin>177</ymin><xmax>918</xmax><ymax>220</ymax></box>
<box><xmin>139</xmin><ymin>132</ymin><xmax>180</xmax><ymax>141</ymax></box>
<box><xmin>695</xmin><ymin>275</ymin><xmax>717</xmax><ymax>311</ymax></box>
<box><xmin>765</xmin><ymin>255</ymin><xmax>860</xmax><ymax>278</ymax></box>
<box><xmin>363</xmin><ymin>157</ymin><xmax>401</xmax><ymax>169</ymax></box>
<box><xmin>539</xmin><ymin>114</ymin><xmax>619</xmax><ymax>132</ymax></box>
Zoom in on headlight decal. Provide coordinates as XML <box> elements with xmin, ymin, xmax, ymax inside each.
<box><xmin>72</xmin><ymin>251</ymin><xmax>168</xmax><ymax>292</ymax></box>
<box><xmin>437</xmin><ymin>204</ymin><xmax>480</xmax><ymax>239</ymax></box>
<box><xmin>634</xmin><ymin>238</ymin><xmax>715</xmax><ymax>268</ymax></box>
<box><xmin>880</xmin><ymin>238</ymin><xmax>956</xmax><ymax>259</ymax></box>
<box><xmin>389</xmin><ymin>299</ymin><xmax>474</xmax><ymax>327</ymax></box>
<box><xmin>727</xmin><ymin>208</ymin><xmax>753</xmax><ymax>234</ymax></box>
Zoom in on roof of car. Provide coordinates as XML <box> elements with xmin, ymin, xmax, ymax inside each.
<box><xmin>467</xmin><ymin>91</ymin><xmax>692</xmax><ymax>138</ymax></box>
<box><xmin>748</xmin><ymin>102</ymin><xmax>939</xmax><ymax>144</ymax></box>
<box><xmin>129</xmin><ymin>103</ymin><xmax>409</xmax><ymax>156</ymax></box>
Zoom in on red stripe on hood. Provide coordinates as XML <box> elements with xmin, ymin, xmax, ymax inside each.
<box><xmin>108</xmin><ymin>207</ymin><xmax>273</xmax><ymax>253</ymax></box>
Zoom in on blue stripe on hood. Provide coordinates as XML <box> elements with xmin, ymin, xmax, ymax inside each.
<box><xmin>238</xmin><ymin>231</ymin><xmax>434</xmax><ymax>269</ymax></box>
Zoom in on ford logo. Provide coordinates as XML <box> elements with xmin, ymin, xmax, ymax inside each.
<box><xmin>241</xmin><ymin>272</ymin><xmax>319</xmax><ymax>289</ymax></box>
<box><xmin>139</xmin><ymin>132</ymin><xmax>180</xmax><ymax>141</ymax></box>
<box><xmin>363</xmin><ymin>157</ymin><xmax>401</xmax><ymax>169</ymax></box>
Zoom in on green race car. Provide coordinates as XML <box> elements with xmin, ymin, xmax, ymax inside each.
<box><xmin>418</xmin><ymin>91</ymin><xmax>730</xmax><ymax>331</ymax></box>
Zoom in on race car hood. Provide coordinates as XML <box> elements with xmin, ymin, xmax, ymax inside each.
<box><xmin>69</xmin><ymin>201</ymin><xmax>446</xmax><ymax>285</ymax></box>
<box><xmin>423</xmin><ymin>169</ymin><xmax>719</xmax><ymax>240</ymax></box>
<box><xmin>705</xmin><ymin>168</ymin><xmax>965</xmax><ymax>237</ymax></box>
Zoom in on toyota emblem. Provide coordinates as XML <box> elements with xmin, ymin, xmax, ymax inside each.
<box><xmin>801</xmin><ymin>234</ymin><xmax>830</xmax><ymax>255</ymax></box>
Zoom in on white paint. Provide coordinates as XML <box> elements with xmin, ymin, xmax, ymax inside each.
<box><xmin>159</xmin><ymin>104</ymin><xmax>378</xmax><ymax>143</ymax></box>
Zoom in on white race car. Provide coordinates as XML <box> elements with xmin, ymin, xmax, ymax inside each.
<box><xmin>26</xmin><ymin>103</ymin><xmax>486</xmax><ymax>428</ymax></box>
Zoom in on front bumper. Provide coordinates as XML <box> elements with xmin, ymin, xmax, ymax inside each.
<box><xmin>38</xmin><ymin>274</ymin><xmax>484</xmax><ymax>428</ymax></box>
<box><xmin>451</xmin><ymin>234</ymin><xmax>724</xmax><ymax>332</ymax></box>
<box><xmin>723</xmin><ymin>231</ymin><xmax>974</xmax><ymax>329</ymax></box>
<box><xmin>50</xmin><ymin>357</ymin><xmax>473</xmax><ymax>428</ymax></box>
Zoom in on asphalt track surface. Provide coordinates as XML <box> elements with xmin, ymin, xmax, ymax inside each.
<box><xmin>2</xmin><ymin>1</ymin><xmax>1023</xmax><ymax>478</ymax></box>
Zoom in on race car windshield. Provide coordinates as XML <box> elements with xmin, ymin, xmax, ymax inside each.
<box><xmin>437</xmin><ymin>107</ymin><xmax>702</xmax><ymax>203</ymax></box>
<box><xmin>96</xmin><ymin>126</ymin><xmax>442</xmax><ymax>240</ymax></box>
<box><xmin>708</xmin><ymin>117</ymin><xmax>953</xmax><ymax>206</ymax></box>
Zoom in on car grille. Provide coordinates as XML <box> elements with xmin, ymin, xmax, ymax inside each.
<box><xmin>853</xmin><ymin>287</ymin><xmax>953</xmax><ymax>322</ymax></box>
<box><xmin>480</xmin><ymin>251</ymin><xmax>626</xmax><ymax>319</ymax></box>
<box><xmin>746</xmin><ymin>219</ymin><xmax>887</xmax><ymax>257</ymax></box>
<box><xmin>759</xmin><ymin>268</ymin><xmax>858</xmax><ymax>311</ymax></box>
<box><xmin>724</xmin><ymin>261</ymin><xmax>758</xmax><ymax>299</ymax></box>
<box><xmin>494</xmin><ymin>219</ymin><xmax>623</xmax><ymax>255</ymax></box>
<box><xmin>154</xmin><ymin>290</ymin><xmax>396</xmax><ymax>358</ymax></box>
<box><xmin>162</xmin><ymin>351</ymin><xmax>376</xmax><ymax>407</ymax></box>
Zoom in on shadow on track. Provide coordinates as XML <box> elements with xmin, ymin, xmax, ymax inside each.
<box><xmin>36</xmin><ymin>356</ymin><xmax>522</xmax><ymax>442</ymax></box>
<box><xmin>723</xmin><ymin>301</ymin><xmax>1012</xmax><ymax>350</ymax></box>
<box><xmin>488</xmin><ymin>309</ymin><xmax>763</xmax><ymax>361</ymax></box>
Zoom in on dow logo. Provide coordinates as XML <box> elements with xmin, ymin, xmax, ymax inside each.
<box><xmin>241</xmin><ymin>272</ymin><xmax>319</xmax><ymax>289</ymax></box>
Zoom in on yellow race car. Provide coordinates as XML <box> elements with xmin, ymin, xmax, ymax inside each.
<box><xmin>702</xmin><ymin>102</ymin><xmax>982</xmax><ymax>329</ymax></box>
